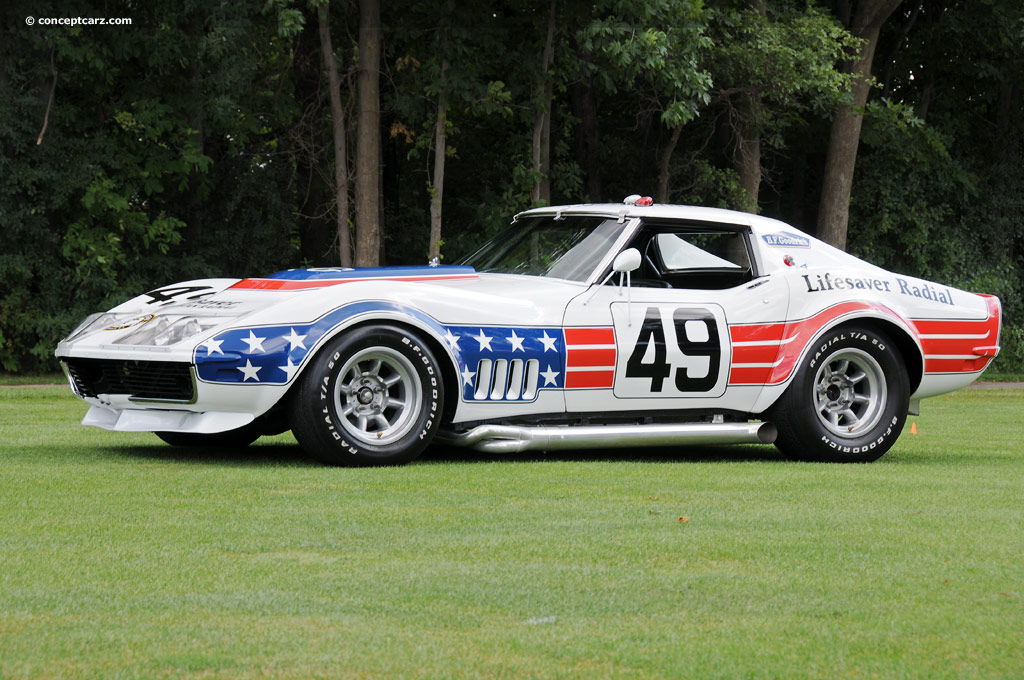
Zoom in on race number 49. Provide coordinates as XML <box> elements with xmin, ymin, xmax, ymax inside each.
<box><xmin>622</xmin><ymin>306</ymin><xmax>721</xmax><ymax>394</ymax></box>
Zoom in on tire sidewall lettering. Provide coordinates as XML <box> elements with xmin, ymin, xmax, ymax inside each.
<box><xmin>783</xmin><ymin>326</ymin><xmax>908</xmax><ymax>463</ymax></box>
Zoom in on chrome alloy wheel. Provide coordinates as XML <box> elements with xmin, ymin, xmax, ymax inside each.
<box><xmin>333</xmin><ymin>346</ymin><xmax>422</xmax><ymax>446</ymax></box>
<box><xmin>812</xmin><ymin>348</ymin><xmax>887</xmax><ymax>438</ymax></box>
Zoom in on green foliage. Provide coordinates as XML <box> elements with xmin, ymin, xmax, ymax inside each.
<box><xmin>675</xmin><ymin>158</ymin><xmax>752</xmax><ymax>211</ymax></box>
<box><xmin>0</xmin><ymin>0</ymin><xmax>300</xmax><ymax>371</ymax></box>
<box><xmin>578</xmin><ymin>0</ymin><xmax>712</xmax><ymax>127</ymax></box>
<box><xmin>989</xmin><ymin>324</ymin><xmax>1024</xmax><ymax>377</ymax></box>
<box><xmin>1</xmin><ymin>0</ymin><xmax>1022</xmax><ymax>372</ymax></box>
<box><xmin>848</xmin><ymin>99</ymin><xmax>975</xmax><ymax>278</ymax></box>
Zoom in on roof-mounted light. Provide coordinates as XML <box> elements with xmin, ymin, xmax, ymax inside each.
<box><xmin>623</xmin><ymin>195</ymin><xmax>654</xmax><ymax>206</ymax></box>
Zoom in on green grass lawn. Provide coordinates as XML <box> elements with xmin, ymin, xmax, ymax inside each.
<box><xmin>1</xmin><ymin>388</ymin><xmax>1022</xmax><ymax>679</ymax></box>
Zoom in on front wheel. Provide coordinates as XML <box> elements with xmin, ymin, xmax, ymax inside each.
<box><xmin>288</xmin><ymin>324</ymin><xmax>445</xmax><ymax>466</ymax></box>
<box><xmin>771</xmin><ymin>325</ymin><xmax>909</xmax><ymax>463</ymax></box>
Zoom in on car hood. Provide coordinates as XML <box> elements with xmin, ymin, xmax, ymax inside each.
<box><xmin>57</xmin><ymin>266</ymin><xmax>585</xmax><ymax>358</ymax></box>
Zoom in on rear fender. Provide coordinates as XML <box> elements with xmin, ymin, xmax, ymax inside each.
<box><xmin>750</xmin><ymin>301</ymin><xmax>924</xmax><ymax>413</ymax></box>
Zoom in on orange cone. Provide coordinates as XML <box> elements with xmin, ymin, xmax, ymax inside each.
<box><xmin>910</xmin><ymin>422</ymin><xmax>918</xmax><ymax>435</ymax></box>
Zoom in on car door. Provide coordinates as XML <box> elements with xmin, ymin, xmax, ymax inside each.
<box><xmin>560</xmin><ymin>220</ymin><xmax>790</xmax><ymax>415</ymax></box>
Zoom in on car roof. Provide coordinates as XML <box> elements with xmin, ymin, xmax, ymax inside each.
<box><xmin>515</xmin><ymin>202</ymin><xmax>798</xmax><ymax>238</ymax></box>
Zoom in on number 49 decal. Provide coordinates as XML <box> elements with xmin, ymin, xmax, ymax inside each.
<box><xmin>613</xmin><ymin>305</ymin><xmax>725</xmax><ymax>397</ymax></box>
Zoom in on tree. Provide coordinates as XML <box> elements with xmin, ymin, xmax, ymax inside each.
<box><xmin>576</xmin><ymin>0</ymin><xmax>711</xmax><ymax>203</ymax></box>
<box><xmin>317</xmin><ymin>1</ymin><xmax>352</xmax><ymax>266</ymax></box>
<box><xmin>355</xmin><ymin>0</ymin><xmax>382</xmax><ymax>266</ymax></box>
<box><xmin>817</xmin><ymin>0</ymin><xmax>903</xmax><ymax>248</ymax></box>
<box><xmin>701</xmin><ymin>0</ymin><xmax>858</xmax><ymax>211</ymax></box>
<box><xmin>531</xmin><ymin>0</ymin><xmax>558</xmax><ymax>206</ymax></box>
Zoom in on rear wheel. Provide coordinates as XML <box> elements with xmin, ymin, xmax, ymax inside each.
<box><xmin>288</xmin><ymin>324</ymin><xmax>444</xmax><ymax>466</ymax></box>
<box><xmin>771</xmin><ymin>325</ymin><xmax>909</xmax><ymax>462</ymax></box>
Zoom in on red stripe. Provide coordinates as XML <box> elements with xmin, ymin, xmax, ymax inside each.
<box><xmin>729</xmin><ymin>366</ymin><xmax>773</xmax><ymax>384</ymax></box>
<box><xmin>731</xmin><ymin>344</ymin><xmax>781</xmax><ymax>365</ymax></box>
<box><xmin>564</xmin><ymin>328</ymin><xmax>615</xmax><ymax>345</ymax></box>
<box><xmin>730</xmin><ymin>323</ymin><xmax>786</xmax><ymax>343</ymax></box>
<box><xmin>728</xmin><ymin>302</ymin><xmax>902</xmax><ymax>386</ymax></box>
<box><xmin>565</xmin><ymin>370</ymin><xmax>615</xmax><ymax>389</ymax></box>
<box><xmin>230</xmin><ymin>274</ymin><xmax>476</xmax><ymax>290</ymax></box>
<box><xmin>920</xmin><ymin>336</ymin><xmax>994</xmax><ymax>356</ymax></box>
<box><xmin>766</xmin><ymin>301</ymin><xmax>901</xmax><ymax>384</ymax></box>
<box><xmin>913</xmin><ymin>319</ymin><xmax>996</xmax><ymax>335</ymax></box>
<box><xmin>728</xmin><ymin>297</ymin><xmax>1000</xmax><ymax>384</ymax></box>
<box><xmin>924</xmin><ymin>357</ymin><xmax>992</xmax><ymax>373</ymax></box>
<box><xmin>916</xmin><ymin>296</ymin><xmax>1000</xmax><ymax>373</ymax></box>
<box><xmin>567</xmin><ymin>348</ymin><xmax>616</xmax><ymax>367</ymax></box>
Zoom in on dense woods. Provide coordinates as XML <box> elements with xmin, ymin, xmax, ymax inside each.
<box><xmin>1</xmin><ymin>0</ymin><xmax>1022</xmax><ymax>372</ymax></box>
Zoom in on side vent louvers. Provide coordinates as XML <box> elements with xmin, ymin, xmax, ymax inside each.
<box><xmin>473</xmin><ymin>358</ymin><xmax>540</xmax><ymax>401</ymax></box>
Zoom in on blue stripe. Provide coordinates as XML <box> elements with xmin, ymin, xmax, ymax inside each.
<box><xmin>262</xmin><ymin>265</ymin><xmax>475</xmax><ymax>281</ymax></box>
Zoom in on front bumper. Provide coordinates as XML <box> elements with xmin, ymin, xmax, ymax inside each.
<box><xmin>57</xmin><ymin>354</ymin><xmax>290</xmax><ymax>434</ymax></box>
<box><xmin>81</xmin><ymin>404</ymin><xmax>255</xmax><ymax>433</ymax></box>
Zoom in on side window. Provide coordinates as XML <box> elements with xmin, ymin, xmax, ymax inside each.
<box><xmin>629</xmin><ymin>226</ymin><xmax>753</xmax><ymax>290</ymax></box>
<box><xmin>655</xmin><ymin>232</ymin><xmax>749</xmax><ymax>272</ymax></box>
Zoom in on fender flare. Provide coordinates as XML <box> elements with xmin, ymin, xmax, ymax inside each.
<box><xmin>750</xmin><ymin>301</ymin><xmax>924</xmax><ymax>413</ymax></box>
<box><xmin>194</xmin><ymin>300</ymin><xmax>464</xmax><ymax>396</ymax></box>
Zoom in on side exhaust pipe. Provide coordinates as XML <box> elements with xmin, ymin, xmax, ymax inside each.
<box><xmin>437</xmin><ymin>421</ymin><xmax>777</xmax><ymax>454</ymax></box>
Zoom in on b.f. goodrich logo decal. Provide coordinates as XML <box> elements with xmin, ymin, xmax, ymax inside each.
<box><xmin>762</xmin><ymin>231</ymin><xmax>811</xmax><ymax>248</ymax></box>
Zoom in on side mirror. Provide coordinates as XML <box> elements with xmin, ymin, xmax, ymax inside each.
<box><xmin>613</xmin><ymin>248</ymin><xmax>641</xmax><ymax>273</ymax></box>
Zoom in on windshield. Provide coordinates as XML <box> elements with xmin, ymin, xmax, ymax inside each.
<box><xmin>460</xmin><ymin>215</ymin><xmax>624</xmax><ymax>282</ymax></box>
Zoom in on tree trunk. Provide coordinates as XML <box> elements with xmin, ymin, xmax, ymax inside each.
<box><xmin>318</xmin><ymin>4</ymin><xmax>351</xmax><ymax>267</ymax></box>
<box><xmin>734</xmin><ymin>91</ymin><xmax>761</xmax><ymax>212</ymax></box>
<box><xmin>656</xmin><ymin>123</ymin><xmax>684</xmax><ymax>204</ymax></box>
<box><xmin>428</xmin><ymin>59</ymin><xmax>449</xmax><ymax>261</ymax></box>
<box><xmin>355</xmin><ymin>0</ymin><xmax>381</xmax><ymax>267</ymax></box>
<box><xmin>569</xmin><ymin>79</ymin><xmax>601</xmax><ymax>202</ymax></box>
<box><xmin>531</xmin><ymin>0</ymin><xmax>556</xmax><ymax>205</ymax></box>
<box><xmin>733</xmin><ymin>1</ymin><xmax>765</xmax><ymax>213</ymax></box>
<box><xmin>817</xmin><ymin>0</ymin><xmax>903</xmax><ymax>250</ymax></box>
<box><xmin>0</xmin><ymin>23</ymin><xmax>8</xmax><ymax>95</ymax></box>
<box><xmin>185</xmin><ymin>25</ymin><xmax>205</xmax><ymax>255</ymax></box>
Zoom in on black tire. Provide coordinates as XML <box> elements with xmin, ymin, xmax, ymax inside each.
<box><xmin>770</xmin><ymin>324</ymin><xmax>909</xmax><ymax>463</ymax></box>
<box><xmin>287</xmin><ymin>324</ymin><xmax>444</xmax><ymax>466</ymax></box>
<box><xmin>155</xmin><ymin>424</ymin><xmax>262</xmax><ymax>448</ymax></box>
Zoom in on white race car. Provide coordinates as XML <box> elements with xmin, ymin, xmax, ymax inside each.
<box><xmin>56</xmin><ymin>198</ymin><xmax>1002</xmax><ymax>464</ymax></box>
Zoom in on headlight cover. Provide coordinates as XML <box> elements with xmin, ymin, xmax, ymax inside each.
<box><xmin>64</xmin><ymin>313</ymin><xmax>119</xmax><ymax>342</ymax></box>
<box><xmin>114</xmin><ymin>316</ymin><xmax>220</xmax><ymax>347</ymax></box>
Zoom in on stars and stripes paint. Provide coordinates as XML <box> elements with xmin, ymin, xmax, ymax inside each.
<box><xmin>193</xmin><ymin>300</ymin><xmax>448</xmax><ymax>386</ymax></box>
<box><xmin>442</xmin><ymin>325</ymin><xmax>618</xmax><ymax>401</ymax></box>
<box><xmin>563</xmin><ymin>327</ymin><xmax>617</xmax><ymax>389</ymax></box>
<box><xmin>443</xmin><ymin>325</ymin><xmax>565</xmax><ymax>402</ymax></box>
<box><xmin>194</xmin><ymin>324</ymin><xmax>311</xmax><ymax>385</ymax></box>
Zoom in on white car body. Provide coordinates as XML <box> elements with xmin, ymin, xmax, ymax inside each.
<box><xmin>56</xmin><ymin>202</ymin><xmax>1001</xmax><ymax>463</ymax></box>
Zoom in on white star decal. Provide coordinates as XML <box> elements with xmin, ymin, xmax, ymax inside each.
<box><xmin>242</xmin><ymin>330</ymin><xmax>266</xmax><ymax>353</ymax></box>
<box><xmin>539</xmin><ymin>331</ymin><xmax>558</xmax><ymax>352</ymax></box>
<box><xmin>474</xmin><ymin>329</ymin><xmax>493</xmax><ymax>351</ymax></box>
<box><xmin>283</xmin><ymin>328</ymin><xmax>306</xmax><ymax>351</ymax></box>
<box><xmin>278</xmin><ymin>357</ymin><xmax>300</xmax><ymax>381</ymax></box>
<box><xmin>461</xmin><ymin>366</ymin><xmax>477</xmax><ymax>386</ymax></box>
<box><xmin>444</xmin><ymin>329</ymin><xmax>460</xmax><ymax>349</ymax></box>
<box><xmin>201</xmin><ymin>337</ymin><xmax>224</xmax><ymax>355</ymax></box>
<box><xmin>507</xmin><ymin>330</ymin><xmax>525</xmax><ymax>352</ymax></box>
<box><xmin>540</xmin><ymin>365</ymin><xmax>560</xmax><ymax>386</ymax></box>
<box><xmin>238</xmin><ymin>359</ymin><xmax>262</xmax><ymax>382</ymax></box>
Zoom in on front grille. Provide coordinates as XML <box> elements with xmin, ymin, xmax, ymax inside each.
<box><xmin>64</xmin><ymin>359</ymin><xmax>195</xmax><ymax>401</ymax></box>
